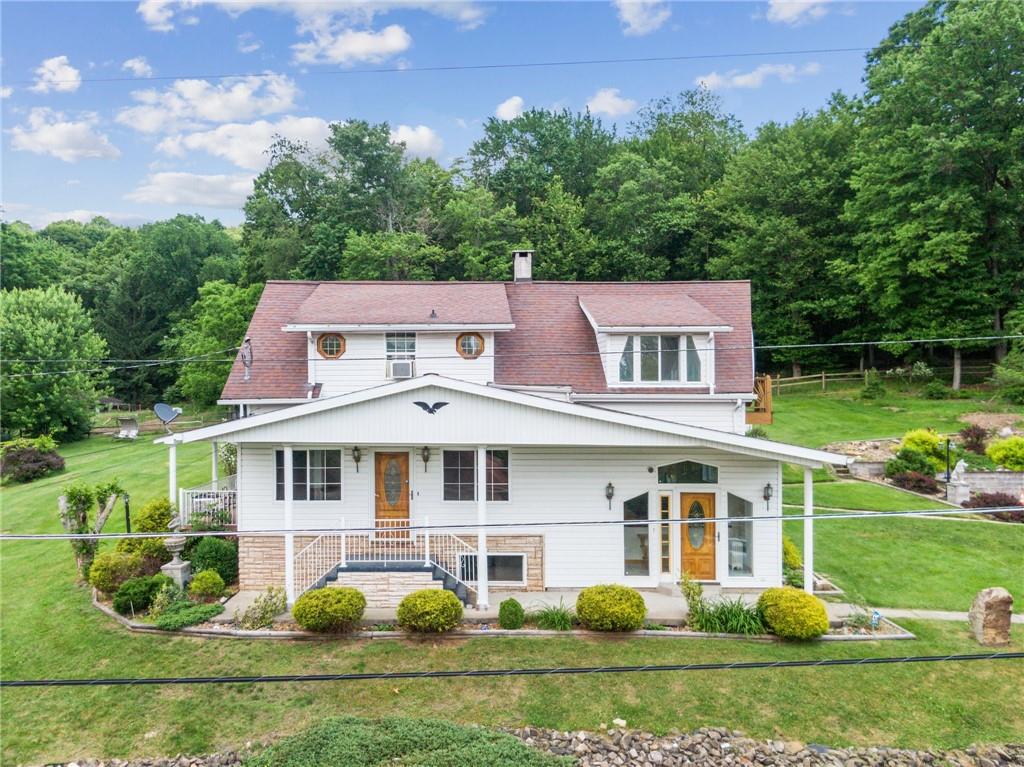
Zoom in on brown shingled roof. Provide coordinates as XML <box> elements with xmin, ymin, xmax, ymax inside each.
<box><xmin>290</xmin><ymin>282</ymin><xmax>513</xmax><ymax>326</ymax></box>
<box><xmin>220</xmin><ymin>279</ymin><xmax>754</xmax><ymax>401</ymax></box>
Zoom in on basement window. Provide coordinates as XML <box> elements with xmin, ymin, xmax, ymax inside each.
<box><xmin>459</xmin><ymin>553</ymin><xmax>526</xmax><ymax>585</ymax></box>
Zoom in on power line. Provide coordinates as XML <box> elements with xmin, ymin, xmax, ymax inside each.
<box><xmin>2</xmin><ymin>652</ymin><xmax>1020</xmax><ymax>689</ymax></box>
<box><xmin>3</xmin><ymin>46</ymin><xmax>877</xmax><ymax>88</ymax></box>
<box><xmin>2</xmin><ymin>334</ymin><xmax>1017</xmax><ymax>379</ymax></box>
<box><xmin>2</xmin><ymin>506</ymin><xmax>1018</xmax><ymax>542</ymax></box>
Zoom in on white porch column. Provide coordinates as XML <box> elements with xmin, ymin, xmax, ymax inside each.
<box><xmin>476</xmin><ymin>445</ymin><xmax>489</xmax><ymax>609</ymax></box>
<box><xmin>168</xmin><ymin>442</ymin><xmax>177</xmax><ymax>505</ymax></box>
<box><xmin>803</xmin><ymin>467</ymin><xmax>814</xmax><ymax>594</ymax></box>
<box><xmin>283</xmin><ymin>445</ymin><xmax>296</xmax><ymax>605</ymax></box>
<box><xmin>211</xmin><ymin>441</ymin><xmax>218</xmax><ymax>482</ymax></box>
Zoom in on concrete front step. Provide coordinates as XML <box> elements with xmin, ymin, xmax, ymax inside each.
<box><xmin>327</xmin><ymin>570</ymin><xmax>441</xmax><ymax>609</ymax></box>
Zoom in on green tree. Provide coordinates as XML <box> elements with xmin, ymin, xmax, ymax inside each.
<box><xmin>61</xmin><ymin>228</ymin><xmax>140</xmax><ymax>312</ymax></box>
<box><xmin>469</xmin><ymin>109</ymin><xmax>615</xmax><ymax>215</ymax></box>
<box><xmin>846</xmin><ymin>0</ymin><xmax>1024</xmax><ymax>386</ymax></box>
<box><xmin>522</xmin><ymin>176</ymin><xmax>596</xmax><ymax>280</ymax></box>
<box><xmin>708</xmin><ymin>97</ymin><xmax>864</xmax><ymax>374</ymax></box>
<box><xmin>164</xmin><ymin>280</ymin><xmax>263</xmax><ymax>405</ymax></box>
<box><xmin>38</xmin><ymin>217</ymin><xmax>116</xmax><ymax>256</ymax></box>
<box><xmin>437</xmin><ymin>185</ymin><xmax>521</xmax><ymax>280</ymax></box>
<box><xmin>340</xmin><ymin>231</ymin><xmax>446</xmax><ymax>281</ymax></box>
<box><xmin>0</xmin><ymin>287</ymin><xmax>108</xmax><ymax>440</ymax></box>
<box><xmin>0</xmin><ymin>222</ymin><xmax>71</xmax><ymax>290</ymax></box>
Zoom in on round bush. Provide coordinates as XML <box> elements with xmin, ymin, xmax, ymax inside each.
<box><xmin>884</xmin><ymin>447</ymin><xmax>934</xmax><ymax>478</ymax></box>
<box><xmin>0</xmin><ymin>445</ymin><xmax>64</xmax><ymax>483</ymax></box>
<box><xmin>112</xmin><ymin>574</ymin><xmax>172</xmax><ymax>615</ymax></box>
<box><xmin>88</xmin><ymin>550</ymin><xmax>143</xmax><ymax>595</ymax></box>
<box><xmin>189</xmin><ymin>569</ymin><xmax>226</xmax><ymax>601</ymax></box>
<box><xmin>891</xmin><ymin>470</ymin><xmax>940</xmax><ymax>494</ymax></box>
<box><xmin>190</xmin><ymin>536</ymin><xmax>238</xmax><ymax>584</ymax></box>
<box><xmin>575</xmin><ymin>585</ymin><xmax>646</xmax><ymax>632</ymax></box>
<box><xmin>293</xmin><ymin>587</ymin><xmax>367</xmax><ymax>633</ymax></box>
<box><xmin>987</xmin><ymin>436</ymin><xmax>1024</xmax><ymax>471</ymax></box>
<box><xmin>117</xmin><ymin>499</ymin><xmax>173</xmax><ymax>571</ymax></box>
<box><xmin>497</xmin><ymin>597</ymin><xmax>526</xmax><ymax>630</ymax></box>
<box><xmin>396</xmin><ymin>589</ymin><xmax>463</xmax><ymax>633</ymax></box>
<box><xmin>782</xmin><ymin>536</ymin><xmax>802</xmax><ymax>570</ymax></box>
<box><xmin>757</xmin><ymin>587</ymin><xmax>829</xmax><ymax>640</ymax></box>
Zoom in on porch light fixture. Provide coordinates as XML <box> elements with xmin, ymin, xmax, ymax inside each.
<box><xmin>605</xmin><ymin>482</ymin><xmax>615</xmax><ymax>509</ymax></box>
<box><xmin>421</xmin><ymin>446</ymin><xmax>431</xmax><ymax>472</ymax></box>
<box><xmin>763</xmin><ymin>482</ymin><xmax>773</xmax><ymax>502</ymax></box>
<box><xmin>351</xmin><ymin>446</ymin><xmax>362</xmax><ymax>472</ymax></box>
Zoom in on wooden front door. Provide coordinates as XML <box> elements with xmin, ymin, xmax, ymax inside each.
<box><xmin>374</xmin><ymin>452</ymin><xmax>409</xmax><ymax>525</ymax></box>
<box><xmin>680</xmin><ymin>492</ymin><xmax>716</xmax><ymax>581</ymax></box>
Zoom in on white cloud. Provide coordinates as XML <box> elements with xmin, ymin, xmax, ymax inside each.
<box><xmin>495</xmin><ymin>95</ymin><xmax>524</xmax><ymax>121</ymax></box>
<box><xmin>696</xmin><ymin>62</ymin><xmax>821</xmax><ymax>90</ymax></box>
<box><xmin>122</xmin><ymin>56</ymin><xmax>154</xmax><ymax>78</ymax></box>
<box><xmin>115</xmin><ymin>73</ymin><xmax>298</xmax><ymax>133</ymax></box>
<box><xmin>157</xmin><ymin>116</ymin><xmax>331</xmax><ymax>169</ymax></box>
<box><xmin>237</xmin><ymin>32</ymin><xmax>262</xmax><ymax>53</ymax></box>
<box><xmin>136</xmin><ymin>0</ymin><xmax>198</xmax><ymax>31</ymax></box>
<box><xmin>586</xmin><ymin>87</ymin><xmax>637</xmax><ymax>117</ymax></box>
<box><xmin>17</xmin><ymin>207</ymin><xmax>147</xmax><ymax>228</ymax></box>
<box><xmin>612</xmin><ymin>0</ymin><xmax>671</xmax><ymax>36</ymax></box>
<box><xmin>10</xmin><ymin>108</ymin><xmax>121</xmax><ymax>163</ymax></box>
<box><xmin>389</xmin><ymin>124</ymin><xmax>443</xmax><ymax>159</ymax></box>
<box><xmin>126</xmin><ymin>172</ymin><xmax>254</xmax><ymax>207</ymax></box>
<box><xmin>29</xmin><ymin>55</ymin><xmax>81</xmax><ymax>93</ymax></box>
<box><xmin>292</xmin><ymin>24</ymin><xmax>411</xmax><ymax>66</ymax></box>
<box><xmin>766</xmin><ymin>0</ymin><xmax>831</xmax><ymax>25</ymax></box>
<box><xmin>0</xmin><ymin>86</ymin><xmax>12</xmax><ymax>99</ymax></box>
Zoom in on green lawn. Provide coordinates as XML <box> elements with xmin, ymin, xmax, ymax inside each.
<box><xmin>2</xmin><ymin>410</ymin><xmax>1024</xmax><ymax>761</ymax></box>
<box><xmin>764</xmin><ymin>387</ymin><xmax>1008</xmax><ymax>448</ymax></box>
<box><xmin>781</xmin><ymin>480</ymin><xmax>954</xmax><ymax>512</ymax></box>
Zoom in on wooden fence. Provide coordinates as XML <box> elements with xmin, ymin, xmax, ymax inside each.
<box><xmin>770</xmin><ymin>364</ymin><xmax>994</xmax><ymax>394</ymax></box>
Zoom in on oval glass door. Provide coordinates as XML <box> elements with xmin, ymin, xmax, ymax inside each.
<box><xmin>383</xmin><ymin>458</ymin><xmax>402</xmax><ymax>506</ymax></box>
<box><xmin>687</xmin><ymin>500</ymin><xmax>706</xmax><ymax>549</ymax></box>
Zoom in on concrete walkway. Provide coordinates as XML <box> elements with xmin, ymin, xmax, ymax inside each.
<box><xmin>825</xmin><ymin>603</ymin><xmax>1024</xmax><ymax>624</ymax></box>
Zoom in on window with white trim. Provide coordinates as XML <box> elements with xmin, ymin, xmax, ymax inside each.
<box><xmin>618</xmin><ymin>335</ymin><xmax>704</xmax><ymax>383</ymax></box>
<box><xmin>275</xmin><ymin>449</ymin><xmax>342</xmax><ymax>501</ymax></box>
<box><xmin>442</xmin><ymin>449</ymin><xmax>509</xmax><ymax>501</ymax></box>
<box><xmin>385</xmin><ymin>332</ymin><xmax>416</xmax><ymax>360</ymax></box>
<box><xmin>459</xmin><ymin>553</ymin><xmax>525</xmax><ymax>584</ymax></box>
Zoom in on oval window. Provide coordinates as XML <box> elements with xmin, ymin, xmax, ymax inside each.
<box><xmin>687</xmin><ymin>500</ymin><xmax>706</xmax><ymax>549</ymax></box>
<box><xmin>384</xmin><ymin>459</ymin><xmax>402</xmax><ymax>505</ymax></box>
<box><xmin>457</xmin><ymin>333</ymin><xmax>484</xmax><ymax>359</ymax></box>
<box><xmin>317</xmin><ymin>333</ymin><xmax>345</xmax><ymax>359</ymax></box>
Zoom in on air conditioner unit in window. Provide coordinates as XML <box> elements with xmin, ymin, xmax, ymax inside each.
<box><xmin>387</xmin><ymin>359</ymin><xmax>415</xmax><ymax>379</ymax></box>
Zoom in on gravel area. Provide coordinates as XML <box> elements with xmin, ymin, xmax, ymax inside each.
<box><xmin>503</xmin><ymin>726</ymin><xmax>1024</xmax><ymax>767</ymax></box>
<box><xmin>51</xmin><ymin>728</ymin><xmax>1024</xmax><ymax>767</ymax></box>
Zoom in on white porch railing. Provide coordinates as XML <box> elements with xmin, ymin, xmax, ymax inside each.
<box><xmin>179</xmin><ymin>474</ymin><xmax>237</xmax><ymax>528</ymax></box>
<box><xmin>292</xmin><ymin>516</ymin><xmax>478</xmax><ymax>597</ymax></box>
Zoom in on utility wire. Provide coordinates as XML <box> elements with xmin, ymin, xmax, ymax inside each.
<box><xmin>2</xmin><ymin>46</ymin><xmax>878</xmax><ymax>87</ymax></box>
<box><xmin>2</xmin><ymin>653</ymin><xmax>1020</xmax><ymax>689</ymax></box>
<box><xmin>2</xmin><ymin>334</ymin><xmax>1017</xmax><ymax>379</ymax></box>
<box><xmin>2</xmin><ymin>506</ymin><xmax>1018</xmax><ymax>542</ymax></box>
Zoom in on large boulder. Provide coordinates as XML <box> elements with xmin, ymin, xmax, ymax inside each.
<box><xmin>968</xmin><ymin>587</ymin><xmax>1013</xmax><ymax>646</ymax></box>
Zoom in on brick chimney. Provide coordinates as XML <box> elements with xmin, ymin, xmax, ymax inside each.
<box><xmin>513</xmin><ymin>250</ymin><xmax>534</xmax><ymax>282</ymax></box>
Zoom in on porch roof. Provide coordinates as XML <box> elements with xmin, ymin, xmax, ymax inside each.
<box><xmin>158</xmin><ymin>376</ymin><xmax>847</xmax><ymax>468</ymax></box>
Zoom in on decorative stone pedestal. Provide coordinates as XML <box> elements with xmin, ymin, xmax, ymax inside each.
<box><xmin>945</xmin><ymin>481</ymin><xmax>970</xmax><ymax>506</ymax></box>
<box><xmin>161</xmin><ymin>535</ymin><xmax>191</xmax><ymax>590</ymax></box>
<box><xmin>968</xmin><ymin>587</ymin><xmax>1013</xmax><ymax>646</ymax></box>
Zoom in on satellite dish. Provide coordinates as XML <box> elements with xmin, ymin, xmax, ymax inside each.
<box><xmin>153</xmin><ymin>403</ymin><xmax>180</xmax><ymax>433</ymax></box>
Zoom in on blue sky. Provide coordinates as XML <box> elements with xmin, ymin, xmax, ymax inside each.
<box><xmin>1</xmin><ymin>0</ymin><xmax>919</xmax><ymax>228</ymax></box>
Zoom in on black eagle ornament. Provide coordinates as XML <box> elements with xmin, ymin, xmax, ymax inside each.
<box><xmin>413</xmin><ymin>401</ymin><xmax>449</xmax><ymax>414</ymax></box>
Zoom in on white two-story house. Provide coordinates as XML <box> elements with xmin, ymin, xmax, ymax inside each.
<box><xmin>160</xmin><ymin>251</ymin><xmax>845</xmax><ymax>609</ymax></box>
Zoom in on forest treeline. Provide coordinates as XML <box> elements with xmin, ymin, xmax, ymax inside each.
<box><xmin>2</xmin><ymin>0</ymin><xmax>1022</xmax><ymax>440</ymax></box>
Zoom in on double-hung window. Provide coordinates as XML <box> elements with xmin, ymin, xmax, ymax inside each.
<box><xmin>275</xmin><ymin>449</ymin><xmax>342</xmax><ymax>501</ymax></box>
<box><xmin>442</xmin><ymin>449</ymin><xmax>509</xmax><ymax>501</ymax></box>
<box><xmin>618</xmin><ymin>335</ymin><xmax>703</xmax><ymax>383</ymax></box>
<box><xmin>386</xmin><ymin>332</ymin><xmax>416</xmax><ymax>360</ymax></box>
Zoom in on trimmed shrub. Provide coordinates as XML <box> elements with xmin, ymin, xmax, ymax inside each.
<box><xmin>293</xmin><ymin>587</ymin><xmax>366</xmax><ymax>633</ymax></box>
<box><xmin>0</xmin><ymin>445</ymin><xmax>64</xmax><ymax>483</ymax></box>
<box><xmin>689</xmin><ymin>597</ymin><xmax>766</xmax><ymax>635</ymax></box>
<box><xmin>396</xmin><ymin>589</ymin><xmax>463</xmax><ymax>633</ymax></box>
<box><xmin>149</xmin><ymin>580</ymin><xmax>184</xmax><ymax>619</ymax></box>
<box><xmin>498</xmin><ymin>597</ymin><xmax>526</xmax><ymax>630</ymax></box>
<box><xmin>958</xmin><ymin>425</ymin><xmax>989</xmax><ymax>455</ymax></box>
<box><xmin>987</xmin><ymin>436</ymin><xmax>1024</xmax><ymax>471</ymax></box>
<box><xmin>891</xmin><ymin>471</ymin><xmax>940</xmax><ymax>494</ymax></box>
<box><xmin>884</xmin><ymin>447</ymin><xmax>935</xmax><ymax>478</ymax></box>
<box><xmin>860</xmin><ymin>369</ymin><xmax>885</xmax><ymax>400</ymax></box>
<box><xmin>757</xmin><ymin>587</ymin><xmax>829</xmax><ymax>640</ymax></box>
<box><xmin>88</xmin><ymin>550</ymin><xmax>143</xmax><ymax>595</ymax></box>
<box><xmin>116</xmin><ymin>497</ymin><xmax>173</xmax><ymax>572</ymax></box>
<box><xmin>154</xmin><ymin>602</ymin><xmax>224</xmax><ymax>631</ymax></box>
<box><xmin>531</xmin><ymin>599</ymin><xmax>574</xmax><ymax>631</ymax></box>
<box><xmin>575</xmin><ymin>585</ymin><xmax>646</xmax><ymax>632</ymax></box>
<box><xmin>190</xmin><ymin>536</ymin><xmax>238</xmax><ymax>584</ymax></box>
<box><xmin>112</xmin><ymin>574</ymin><xmax>172</xmax><ymax>615</ymax></box>
<box><xmin>900</xmin><ymin>428</ymin><xmax>944</xmax><ymax>470</ymax></box>
<box><xmin>962</xmin><ymin>492</ymin><xmax>1023</xmax><ymax>522</ymax></box>
<box><xmin>189</xmin><ymin>569</ymin><xmax>226</xmax><ymax>601</ymax></box>
<box><xmin>921</xmin><ymin>380</ymin><xmax>948</xmax><ymax>400</ymax></box>
<box><xmin>782</xmin><ymin>535</ymin><xmax>802</xmax><ymax>570</ymax></box>
<box><xmin>236</xmin><ymin>587</ymin><xmax>287</xmax><ymax>630</ymax></box>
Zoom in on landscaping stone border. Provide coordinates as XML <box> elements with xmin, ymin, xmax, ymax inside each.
<box><xmin>93</xmin><ymin>594</ymin><xmax>916</xmax><ymax>642</ymax></box>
